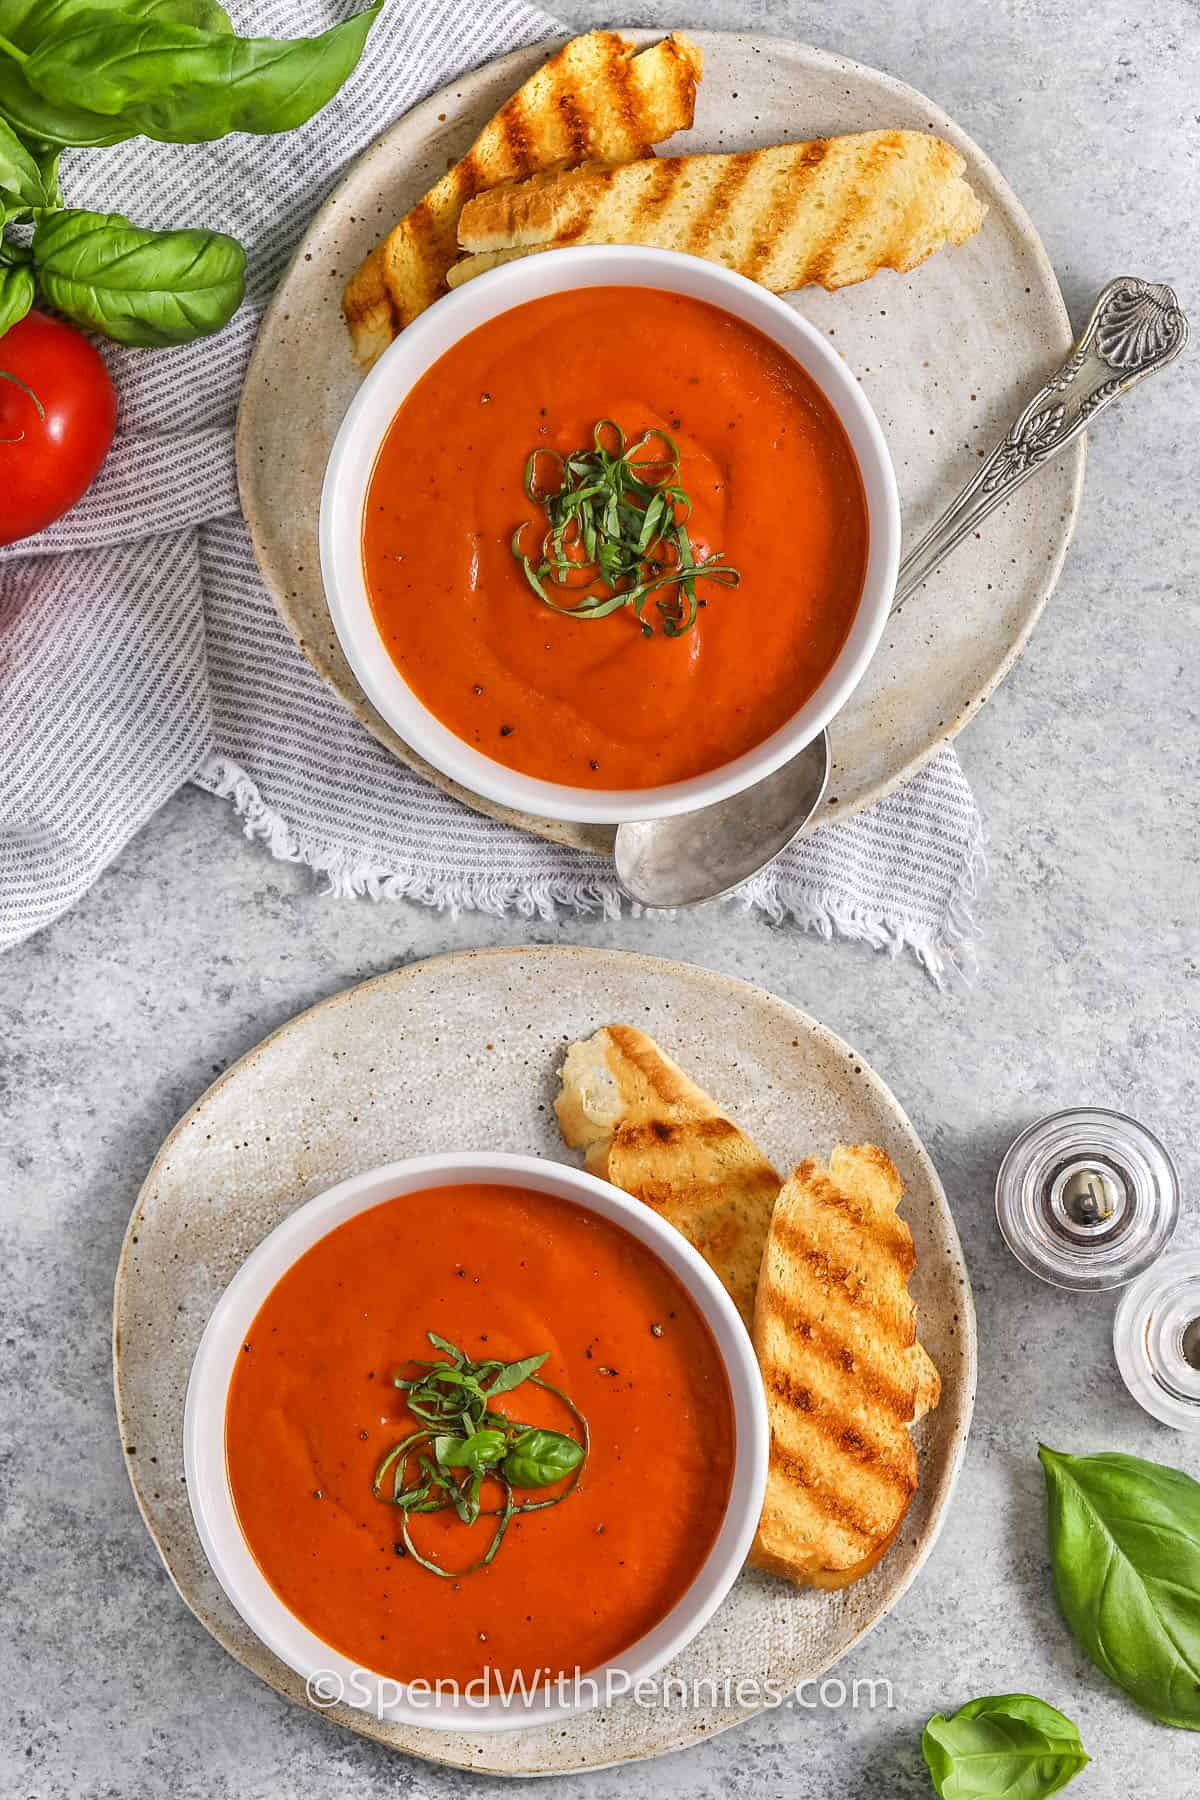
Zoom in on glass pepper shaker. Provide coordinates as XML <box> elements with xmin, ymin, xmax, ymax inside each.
<box><xmin>995</xmin><ymin>1107</ymin><xmax>1179</xmax><ymax>1291</ymax></box>
<box><xmin>1114</xmin><ymin>1250</ymin><xmax>1200</xmax><ymax>1431</ymax></box>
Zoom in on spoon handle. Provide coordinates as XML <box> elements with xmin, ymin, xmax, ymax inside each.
<box><xmin>893</xmin><ymin>276</ymin><xmax>1189</xmax><ymax>609</ymax></box>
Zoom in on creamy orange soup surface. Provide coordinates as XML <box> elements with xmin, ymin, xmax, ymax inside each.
<box><xmin>225</xmin><ymin>1181</ymin><xmax>736</xmax><ymax>1686</ymax></box>
<box><xmin>362</xmin><ymin>287</ymin><xmax>869</xmax><ymax>789</ymax></box>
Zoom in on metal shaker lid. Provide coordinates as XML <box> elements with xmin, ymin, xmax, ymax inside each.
<box><xmin>995</xmin><ymin>1107</ymin><xmax>1179</xmax><ymax>1291</ymax></box>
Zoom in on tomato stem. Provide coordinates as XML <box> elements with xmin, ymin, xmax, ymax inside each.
<box><xmin>0</xmin><ymin>30</ymin><xmax>28</xmax><ymax>63</ymax></box>
<box><xmin>0</xmin><ymin>369</ymin><xmax>45</xmax><ymax>418</ymax></box>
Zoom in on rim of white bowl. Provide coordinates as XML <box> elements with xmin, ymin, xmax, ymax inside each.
<box><xmin>319</xmin><ymin>246</ymin><xmax>900</xmax><ymax>825</ymax></box>
<box><xmin>184</xmin><ymin>1150</ymin><xmax>769</xmax><ymax>1734</ymax></box>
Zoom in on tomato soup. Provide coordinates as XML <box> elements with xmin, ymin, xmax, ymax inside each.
<box><xmin>362</xmin><ymin>287</ymin><xmax>868</xmax><ymax>790</ymax></box>
<box><xmin>225</xmin><ymin>1182</ymin><xmax>735</xmax><ymax>1686</ymax></box>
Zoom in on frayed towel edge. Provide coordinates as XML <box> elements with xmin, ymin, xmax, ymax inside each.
<box><xmin>196</xmin><ymin>754</ymin><xmax>984</xmax><ymax>986</ymax></box>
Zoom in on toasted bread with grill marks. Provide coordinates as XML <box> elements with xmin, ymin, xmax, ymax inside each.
<box><xmin>343</xmin><ymin>30</ymin><xmax>703</xmax><ymax>369</ymax></box>
<box><xmin>555</xmin><ymin>1025</ymin><xmax>780</xmax><ymax>1331</ymax></box>
<box><xmin>447</xmin><ymin>130</ymin><xmax>985</xmax><ymax>294</ymax></box>
<box><xmin>751</xmin><ymin>1145</ymin><xmax>939</xmax><ymax>1589</ymax></box>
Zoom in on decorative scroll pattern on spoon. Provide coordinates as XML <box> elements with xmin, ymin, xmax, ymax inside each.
<box><xmin>895</xmin><ymin>277</ymin><xmax>1189</xmax><ymax>608</ymax></box>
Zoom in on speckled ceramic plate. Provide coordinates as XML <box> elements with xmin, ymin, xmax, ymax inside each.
<box><xmin>114</xmin><ymin>948</ymin><xmax>975</xmax><ymax>1775</ymax></box>
<box><xmin>237</xmin><ymin>30</ymin><xmax>1082</xmax><ymax>856</ymax></box>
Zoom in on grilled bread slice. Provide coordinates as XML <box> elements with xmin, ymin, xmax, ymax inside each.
<box><xmin>751</xmin><ymin>1145</ymin><xmax>939</xmax><ymax>1589</ymax></box>
<box><xmin>448</xmin><ymin>130</ymin><xmax>985</xmax><ymax>293</ymax></box>
<box><xmin>556</xmin><ymin>1024</ymin><xmax>780</xmax><ymax>1331</ymax></box>
<box><xmin>343</xmin><ymin>30</ymin><xmax>703</xmax><ymax>369</ymax></box>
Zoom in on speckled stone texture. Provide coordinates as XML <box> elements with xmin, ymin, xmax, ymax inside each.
<box><xmin>1</xmin><ymin>3</ymin><xmax>1197</xmax><ymax>1798</ymax></box>
<box><xmin>113</xmin><ymin>951</ymin><xmax>974</xmax><ymax>1774</ymax></box>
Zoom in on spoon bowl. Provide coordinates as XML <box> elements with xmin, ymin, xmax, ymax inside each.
<box><xmin>615</xmin><ymin>732</ymin><xmax>830</xmax><ymax>908</ymax></box>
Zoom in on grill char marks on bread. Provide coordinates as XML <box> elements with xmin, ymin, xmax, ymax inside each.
<box><xmin>556</xmin><ymin>1029</ymin><xmax>941</xmax><ymax>1590</ymax></box>
<box><xmin>448</xmin><ymin>130</ymin><xmax>985</xmax><ymax>292</ymax></box>
<box><xmin>751</xmin><ymin>1145</ymin><xmax>940</xmax><ymax>1589</ymax></box>
<box><xmin>555</xmin><ymin>1024</ymin><xmax>780</xmax><ymax>1332</ymax></box>
<box><xmin>342</xmin><ymin>31</ymin><xmax>702</xmax><ymax>368</ymax></box>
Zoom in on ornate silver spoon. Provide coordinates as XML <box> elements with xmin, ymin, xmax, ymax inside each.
<box><xmin>615</xmin><ymin>276</ymin><xmax>1189</xmax><ymax>909</ymax></box>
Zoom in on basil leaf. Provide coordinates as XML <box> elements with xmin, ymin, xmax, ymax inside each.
<box><xmin>449</xmin><ymin>1467</ymin><xmax>485</xmax><ymax>1525</ymax></box>
<box><xmin>22</xmin><ymin>1</ymin><xmax>383</xmax><ymax>145</ymax></box>
<box><xmin>433</xmin><ymin>1429</ymin><xmax>507</xmax><ymax>1472</ymax></box>
<box><xmin>32</xmin><ymin>207</ymin><xmax>244</xmax><ymax>345</ymax></box>
<box><xmin>922</xmin><ymin>1695</ymin><xmax>1088</xmax><ymax>1800</ymax></box>
<box><xmin>32</xmin><ymin>0</ymin><xmax>233</xmax><ymax>29</ymax></box>
<box><xmin>426</xmin><ymin>1331</ymin><xmax>467</xmax><ymax>1366</ymax></box>
<box><xmin>0</xmin><ymin>112</ymin><xmax>43</xmax><ymax>215</ymax></box>
<box><xmin>486</xmin><ymin>1352</ymin><xmax>548</xmax><ymax>1397</ymax></box>
<box><xmin>0</xmin><ymin>68</ymin><xmax>128</xmax><ymax>146</ymax></box>
<box><xmin>0</xmin><ymin>1</ymin><xmax>128</xmax><ymax>144</ymax></box>
<box><xmin>390</xmin><ymin>1482</ymin><xmax>432</xmax><ymax>1512</ymax></box>
<box><xmin>501</xmin><ymin>1428</ymin><xmax>584</xmax><ymax>1489</ymax></box>
<box><xmin>5</xmin><ymin>0</ymin><xmax>231</xmax><ymax>33</ymax></box>
<box><xmin>1040</xmin><ymin>1444</ymin><xmax>1200</xmax><ymax>1730</ymax></box>
<box><xmin>31</xmin><ymin>136</ymin><xmax>59</xmax><ymax>204</ymax></box>
<box><xmin>0</xmin><ymin>257</ymin><xmax>33</xmax><ymax>336</ymax></box>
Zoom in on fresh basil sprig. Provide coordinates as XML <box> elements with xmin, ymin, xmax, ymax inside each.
<box><xmin>17</xmin><ymin>1</ymin><xmax>384</xmax><ymax>144</ymax></box>
<box><xmin>0</xmin><ymin>0</ymin><xmax>382</xmax><ymax>348</ymax></box>
<box><xmin>922</xmin><ymin>1695</ymin><xmax>1089</xmax><ymax>1800</ymax></box>
<box><xmin>1040</xmin><ymin>1444</ymin><xmax>1200</xmax><ymax>1731</ymax></box>
<box><xmin>373</xmin><ymin>1331</ymin><xmax>589</xmax><ymax>1578</ymax></box>
<box><xmin>32</xmin><ymin>206</ymin><xmax>243</xmax><ymax>344</ymax></box>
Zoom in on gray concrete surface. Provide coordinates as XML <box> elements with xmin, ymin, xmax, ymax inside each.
<box><xmin>2</xmin><ymin>2</ymin><xmax>1198</xmax><ymax>1796</ymax></box>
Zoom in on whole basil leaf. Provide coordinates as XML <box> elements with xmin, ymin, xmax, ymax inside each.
<box><xmin>22</xmin><ymin>1</ymin><xmax>383</xmax><ymax>144</ymax></box>
<box><xmin>485</xmin><ymin>1352</ymin><xmax>548</xmax><ymax>1398</ymax></box>
<box><xmin>501</xmin><ymin>1427</ymin><xmax>584</xmax><ymax>1489</ymax></box>
<box><xmin>0</xmin><ymin>256</ymin><xmax>33</xmax><ymax>335</ymax></box>
<box><xmin>922</xmin><ymin>1695</ymin><xmax>1088</xmax><ymax>1800</ymax></box>
<box><xmin>0</xmin><ymin>112</ymin><xmax>44</xmax><ymax>215</ymax></box>
<box><xmin>1040</xmin><ymin>1444</ymin><xmax>1200</xmax><ymax>1730</ymax></box>
<box><xmin>434</xmin><ymin>1429</ymin><xmax>507</xmax><ymax>1472</ymax></box>
<box><xmin>32</xmin><ymin>207</ymin><xmax>244</xmax><ymax>344</ymax></box>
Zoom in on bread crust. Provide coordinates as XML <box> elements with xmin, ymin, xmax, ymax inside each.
<box><xmin>750</xmin><ymin>1146</ymin><xmax>936</xmax><ymax>1587</ymax></box>
<box><xmin>343</xmin><ymin>31</ymin><xmax>702</xmax><ymax>368</ymax></box>
<box><xmin>557</xmin><ymin>1030</ymin><xmax>941</xmax><ymax>1590</ymax></box>
<box><xmin>556</xmin><ymin>1025</ymin><xmax>779</xmax><ymax>1331</ymax></box>
<box><xmin>449</xmin><ymin>130</ymin><xmax>985</xmax><ymax>294</ymax></box>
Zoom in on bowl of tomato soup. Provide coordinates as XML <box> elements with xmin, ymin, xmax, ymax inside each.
<box><xmin>184</xmin><ymin>1151</ymin><xmax>768</xmax><ymax>1732</ymax></box>
<box><xmin>321</xmin><ymin>246</ymin><xmax>899</xmax><ymax>824</ymax></box>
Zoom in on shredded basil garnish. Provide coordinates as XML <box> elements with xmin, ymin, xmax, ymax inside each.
<box><xmin>511</xmin><ymin>418</ymin><xmax>741</xmax><ymax>638</ymax></box>
<box><xmin>373</xmin><ymin>1331</ymin><xmax>588</xmax><ymax>1578</ymax></box>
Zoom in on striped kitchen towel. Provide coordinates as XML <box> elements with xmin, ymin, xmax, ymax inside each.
<box><xmin>0</xmin><ymin>0</ymin><xmax>984</xmax><ymax>979</ymax></box>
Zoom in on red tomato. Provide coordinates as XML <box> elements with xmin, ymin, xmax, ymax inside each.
<box><xmin>0</xmin><ymin>310</ymin><xmax>118</xmax><ymax>546</ymax></box>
